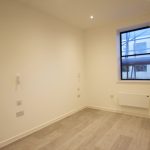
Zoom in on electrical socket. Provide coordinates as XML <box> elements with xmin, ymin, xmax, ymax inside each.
<box><xmin>16</xmin><ymin>111</ymin><xmax>24</xmax><ymax>117</ymax></box>
<box><xmin>16</xmin><ymin>100</ymin><xmax>22</xmax><ymax>106</ymax></box>
<box><xmin>110</xmin><ymin>94</ymin><xmax>114</xmax><ymax>99</ymax></box>
<box><xmin>77</xmin><ymin>88</ymin><xmax>80</xmax><ymax>91</ymax></box>
<box><xmin>77</xmin><ymin>94</ymin><xmax>80</xmax><ymax>98</ymax></box>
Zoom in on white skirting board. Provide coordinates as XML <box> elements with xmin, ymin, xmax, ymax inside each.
<box><xmin>87</xmin><ymin>106</ymin><xmax>150</xmax><ymax>119</ymax></box>
<box><xmin>0</xmin><ymin>106</ymin><xmax>86</xmax><ymax>149</ymax></box>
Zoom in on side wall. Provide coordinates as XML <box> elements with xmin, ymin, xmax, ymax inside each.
<box><xmin>0</xmin><ymin>0</ymin><xmax>85</xmax><ymax>147</ymax></box>
<box><xmin>85</xmin><ymin>14</ymin><xmax>150</xmax><ymax>117</ymax></box>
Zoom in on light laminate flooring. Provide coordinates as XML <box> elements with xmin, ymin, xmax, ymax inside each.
<box><xmin>1</xmin><ymin>108</ymin><xmax>150</xmax><ymax>150</ymax></box>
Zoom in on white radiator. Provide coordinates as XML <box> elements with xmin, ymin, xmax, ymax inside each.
<box><xmin>118</xmin><ymin>93</ymin><xmax>150</xmax><ymax>109</ymax></box>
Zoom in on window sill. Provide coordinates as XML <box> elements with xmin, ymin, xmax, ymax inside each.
<box><xmin>117</xmin><ymin>80</ymin><xmax>150</xmax><ymax>84</ymax></box>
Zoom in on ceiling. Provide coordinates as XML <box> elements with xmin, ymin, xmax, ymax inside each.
<box><xmin>19</xmin><ymin>0</ymin><xmax>150</xmax><ymax>29</ymax></box>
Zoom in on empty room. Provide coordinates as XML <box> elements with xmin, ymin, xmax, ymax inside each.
<box><xmin>0</xmin><ymin>0</ymin><xmax>150</xmax><ymax>149</ymax></box>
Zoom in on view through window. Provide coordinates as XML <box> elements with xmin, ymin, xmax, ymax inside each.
<box><xmin>120</xmin><ymin>26</ymin><xmax>150</xmax><ymax>80</ymax></box>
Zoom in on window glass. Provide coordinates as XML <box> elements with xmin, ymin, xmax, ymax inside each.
<box><xmin>120</xmin><ymin>27</ymin><xmax>150</xmax><ymax>80</ymax></box>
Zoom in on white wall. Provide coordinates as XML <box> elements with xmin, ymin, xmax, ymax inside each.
<box><xmin>0</xmin><ymin>0</ymin><xmax>85</xmax><ymax>146</ymax></box>
<box><xmin>85</xmin><ymin>14</ymin><xmax>150</xmax><ymax>117</ymax></box>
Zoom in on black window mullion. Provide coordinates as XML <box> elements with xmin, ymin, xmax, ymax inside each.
<box><xmin>122</xmin><ymin>53</ymin><xmax>150</xmax><ymax>57</ymax></box>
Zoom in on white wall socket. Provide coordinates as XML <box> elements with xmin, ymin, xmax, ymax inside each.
<box><xmin>16</xmin><ymin>100</ymin><xmax>22</xmax><ymax>106</ymax></box>
<box><xmin>16</xmin><ymin>111</ymin><xmax>24</xmax><ymax>117</ymax></box>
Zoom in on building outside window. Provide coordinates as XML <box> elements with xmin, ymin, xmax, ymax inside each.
<box><xmin>120</xmin><ymin>26</ymin><xmax>150</xmax><ymax>80</ymax></box>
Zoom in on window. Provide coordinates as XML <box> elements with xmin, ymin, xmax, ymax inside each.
<box><xmin>120</xmin><ymin>26</ymin><xmax>150</xmax><ymax>80</ymax></box>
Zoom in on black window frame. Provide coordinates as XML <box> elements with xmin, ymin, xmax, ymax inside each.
<box><xmin>120</xmin><ymin>26</ymin><xmax>150</xmax><ymax>80</ymax></box>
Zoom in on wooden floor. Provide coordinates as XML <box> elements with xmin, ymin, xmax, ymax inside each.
<box><xmin>1</xmin><ymin>108</ymin><xmax>150</xmax><ymax>150</ymax></box>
